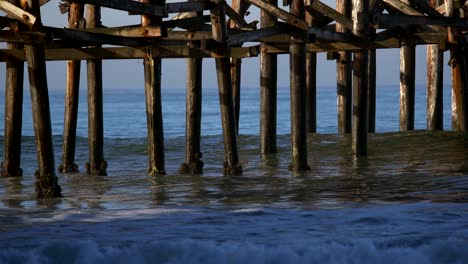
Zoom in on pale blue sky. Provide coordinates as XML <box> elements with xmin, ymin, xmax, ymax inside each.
<box><xmin>1</xmin><ymin>0</ymin><xmax>452</xmax><ymax>91</ymax></box>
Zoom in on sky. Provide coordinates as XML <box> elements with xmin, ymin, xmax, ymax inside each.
<box><xmin>0</xmin><ymin>0</ymin><xmax>453</xmax><ymax>91</ymax></box>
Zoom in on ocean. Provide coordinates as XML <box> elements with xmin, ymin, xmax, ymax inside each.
<box><xmin>0</xmin><ymin>85</ymin><xmax>467</xmax><ymax>263</ymax></box>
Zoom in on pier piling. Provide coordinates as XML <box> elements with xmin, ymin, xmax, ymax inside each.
<box><xmin>2</xmin><ymin>41</ymin><xmax>24</xmax><ymax>177</ymax></box>
<box><xmin>260</xmin><ymin>0</ymin><xmax>278</xmax><ymax>154</ymax></box>
<box><xmin>399</xmin><ymin>44</ymin><xmax>416</xmax><ymax>131</ymax></box>
<box><xmin>336</xmin><ymin>0</ymin><xmax>352</xmax><ymax>135</ymax></box>
<box><xmin>85</xmin><ymin>4</ymin><xmax>107</xmax><ymax>175</ymax></box>
<box><xmin>289</xmin><ymin>0</ymin><xmax>309</xmax><ymax>171</ymax></box>
<box><xmin>60</xmin><ymin>1</ymin><xmax>83</xmax><ymax>173</ymax></box>
<box><xmin>352</xmin><ymin>0</ymin><xmax>369</xmax><ymax>156</ymax></box>
<box><xmin>211</xmin><ymin>2</ymin><xmax>242</xmax><ymax>175</ymax></box>
<box><xmin>446</xmin><ymin>0</ymin><xmax>468</xmax><ymax>132</ymax></box>
<box><xmin>142</xmin><ymin>0</ymin><xmax>166</xmax><ymax>176</ymax></box>
<box><xmin>23</xmin><ymin>0</ymin><xmax>62</xmax><ymax>197</ymax></box>
<box><xmin>180</xmin><ymin>0</ymin><xmax>204</xmax><ymax>175</ymax></box>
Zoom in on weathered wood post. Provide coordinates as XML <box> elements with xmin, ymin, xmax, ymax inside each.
<box><xmin>399</xmin><ymin>0</ymin><xmax>415</xmax><ymax>132</ymax></box>
<box><xmin>23</xmin><ymin>0</ymin><xmax>62</xmax><ymax>197</ymax></box>
<box><xmin>400</xmin><ymin>44</ymin><xmax>416</xmax><ymax>131</ymax></box>
<box><xmin>305</xmin><ymin>3</ymin><xmax>316</xmax><ymax>134</ymax></box>
<box><xmin>230</xmin><ymin>0</ymin><xmax>246</xmax><ymax>132</ymax></box>
<box><xmin>180</xmin><ymin>0</ymin><xmax>203</xmax><ymax>174</ymax></box>
<box><xmin>85</xmin><ymin>4</ymin><xmax>107</xmax><ymax>175</ymax></box>
<box><xmin>59</xmin><ymin>1</ymin><xmax>83</xmax><ymax>173</ymax></box>
<box><xmin>210</xmin><ymin>0</ymin><xmax>242</xmax><ymax>175</ymax></box>
<box><xmin>142</xmin><ymin>0</ymin><xmax>166</xmax><ymax>175</ymax></box>
<box><xmin>336</xmin><ymin>0</ymin><xmax>352</xmax><ymax>135</ymax></box>
<box><xmin>289</xmin><ymin>0</ymin><xmax>309</xmax><ymax>171</ymax></box>
<box><xmin>352</xmin><ymin>0</ymin><xmax>369</xmax><ymax>156</ymax></box>
<box><xmin>1</xmin><ymin>0</ymin><xmax>24</xmax><ymax>177</ymax></box>
<box><xmin>426</xmin><ymin>0</ymin><xmax>444</xmax><ymax>131</ymax></box>
<box><xmin>445</xmin><ymin>0</ymin><xmax>468</xmax><ymax>131</ymax></box>
<box><xmin>260</xmin><ymin>0</ymin><xmax>278</xmax><ymax>154</ymax></box>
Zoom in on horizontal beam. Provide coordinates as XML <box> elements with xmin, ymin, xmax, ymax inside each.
<box><xmin>83</xmin><ymin>25</ymin><xmax>167</xmax><ymax>38</ymax></box>
<box><xmin>374</xmin><ymin>13</ymin><xmax>468</xmax><ymax>28</ymax></box>
<box><xmin>0</xmin><ymin>45</ymin><xmax>260</xmax><ymax>61</ymax></box>
<box><xmin>263</xmin><ymin>32</ymin><xmax>445</xmax><ymax>53</ymax></box>
<box><xmin>43</xmin><ymin>26</ymin><xmax>152</xmax><ymax>46</ymax></box>
<box><xmin>73</xmin><ymin>0</ymin><xmax>166</xmax><ymax>17</ymax></box>
<box><xmin>228</xmin><ymin>24</ymin><xmax>289</xmax><ymax>46</ymax></box>
<box><xmin>0</xmin><ymin>30</ymin><xmax>45</xmax><ymax>43</ymax></box>
<box><xmin>163</xmin><ymin>15</ymin><xmax>211</xmax><ymax>29</ymax></box>
<box><xmin>165</xmin><ymin>1</ymin><xmax>213</xmax><ymax>13</ymax></box>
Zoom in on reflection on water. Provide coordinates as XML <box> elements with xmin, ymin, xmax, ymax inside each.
<box><xmin>0</xmin><ymin>131</ymin><xmax>466</xmax><ymax>210</ymax></box>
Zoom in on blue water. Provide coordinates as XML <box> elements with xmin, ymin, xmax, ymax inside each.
<box><xmin>0</xmin><ymin>85</ymin><xmax>467</xmax><ymax>263</ymax></box>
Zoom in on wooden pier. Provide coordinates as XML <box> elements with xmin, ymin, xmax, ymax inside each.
<box><xmin>1</xmin><ymin>0</ymin><xmax>467</xmax><ymax>198</ymax></box>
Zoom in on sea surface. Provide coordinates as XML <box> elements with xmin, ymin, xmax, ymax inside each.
<box><xmin>0</xmin><ymin>85</ymin><xmax>467</xmax><ymax>263</ymax></box>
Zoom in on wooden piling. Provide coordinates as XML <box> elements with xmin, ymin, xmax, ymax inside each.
<box><xmin>260</xmin><ymin>0</ymin><xmax>278</xmax><ymax>154</ymax></box>
<box><xmin>399</xmin><ymin>44</ymin><xmax>416</xmax><ymax>131</ymax></box>
<box><xmin>336</xmin><ymin>0</ymin><xmax>352</xmax><ymax>135</ymax></box>
<box><xmin>85</xmin><ymin>4</ymin><xmax>107</xmax><ymax>175</ymax></box>
<box><xmin>305</xmin><ymin>3</ymin><xmax>316</xmax><ymax>134</ymax></box>
<box><xmin>59</xmin><ymin>1</ymin><xmax>83</xmax><ymax>173</ymax></box>
<box><xmin>211</xmin><ymin>2</ymin><xmax>242</xmax><ymax>175</ymax></box>
<box><xmin>445</xmin><ymin>0</ymin><xmax>468</xmax><ymax>132</ymax></box>
<box><xmin>398</xmin><ymin>0</ymin><xmax>416</xmax><ymax>132</ymax></box>
<box><xmin>142</xmin><ymin>0</ymin><xmax>166</xmax><ymax>175</ymax></box>
<box><xmin>230</xmin><ymin>0</ymin><xmax>246</xmax><ymax>132</ymax></box>
<box><xmin>23</xmin><ymin>0</ymin><xmax>62</xmax><ymax>197</ymax></box>
<box><xmin>289</xmin><ymin>0</ymin><xmax>309</xmax><ymax>171</ymax></box>
<box><xmin>1</xmin><ymin>41</ymin><xmax>24</xmax><ymax>177</ymax></box>
<box><xmin>180</xmin><ymin>1</ymin><xmax>203</xmax><ymax>175</ymax></box>
<box><xmin>426</xmin><ymin>45</ymin><xmax>444</xmax><ymax>130</ymax></box>
<box><xmin>352</xmin><ymin>0</ymin><xmax>369</xmax><ymax>156</ymax></box>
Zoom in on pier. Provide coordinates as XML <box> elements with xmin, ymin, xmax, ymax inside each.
<box><xmin>0</xmin><ymin>0</ymin><xmax>467</xmax><ymax>198</ymax></box>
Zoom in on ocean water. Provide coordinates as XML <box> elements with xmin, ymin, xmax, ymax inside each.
<box><xmin>0</xmin><ymin>85</ymin><xmax>467</xmax><ymax>263</ymax></box>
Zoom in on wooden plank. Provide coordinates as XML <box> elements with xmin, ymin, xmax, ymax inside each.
<box><xmin>306</xmin><ymin>0</ymin><xmax>353</xmax><ymax>31</ymax></box>
<box><xmin>382</xmin><ymin>0</ymin><xmax>446</xmax><ymax>32</ymax></box>
<box><xmin>246</xmin><ymin>0</ymin><xmax>308</xmax><ymax>30</ymax></box>
<box><xmin>0</xmin><ymin>0</ymin><xmax>37</xmax><ymax>27</ymax></box>
<box><xmin>43</xmin><ymin>26</ymin><xmax>152</xmax><ymax>46</ymax></box>
<box><xmin>0</xmin><ymin>46</ymin><xmax>259</xmax><ymax>60</ymax></box>
<box><xmin>163</xmin><ymin>14</ymin><xmax>211</xmax><ymax>29</ymax></box>
<box><xmin>373</xmin><ymin>13</ymin><xmax>468</xmax><ymax>28</ymax></box>
<box><xmin>305</xmin><ymin>2</ymin><xmax>316</xmax><ymax>133</ymax></box>
<box><xmin>82</xmin><ymin>25</ymin><xmax>166</xmax><ymax>37</ymax></box>
<box><xmin>308</xmin><ymin>27</ymin><xmax>358</xmax><ymax>42</ymax></box>
<box><xmin>228</xmin><ymin>24</ymin><xmax>288</xmax><ymax>46</ymax></box>
<box><xmin>74</xmin><ymin>0</ymin><xmax>166</xmax><ymax>17</ymax></box>
<box><xmin>407</xmin><ymin>0</ymin><xmax>443</xmax><ymax>16</ymax></box>
<box><xmin>165</xmin><ymin>1</ymin><xmax>212</xmax><ymax>13</ymax></box>
<box><xmin>224</xmin><ymin>1</ymin><xmax>248</xmax><ymax>29</ymax></box>
<box><xmin>0</xmin><ymin>30</ymin><xmax>45</xmax><ymax>43</ymax></box>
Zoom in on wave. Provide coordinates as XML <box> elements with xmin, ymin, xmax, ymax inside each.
<box><xmin>1</xmin><ymin>234</ymin><xmax>467</xmax><ymax>264</ymax></box>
